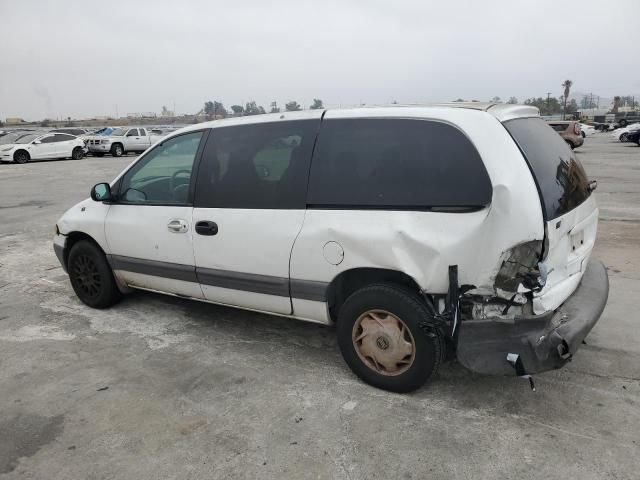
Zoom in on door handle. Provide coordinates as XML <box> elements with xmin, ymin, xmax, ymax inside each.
<box><xmin>195</xmin><ymin>220</ymin><xmax>218</xmax><ymax>236</ymax></box>
<box><xmin>167</xmin><ymin>219</ymin><xmax>189</xmax><ymax>233</ymax></box>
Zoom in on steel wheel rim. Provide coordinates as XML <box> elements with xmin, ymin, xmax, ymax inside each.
<box><xmin>352</xmin><ymin>309</ymin><xmax>416</xmax><ymax>376</ymax></box>
<box><xmin>72</xmin><ymin>254</ymin><xmax>102</xmax><ymax>298</ymax></box>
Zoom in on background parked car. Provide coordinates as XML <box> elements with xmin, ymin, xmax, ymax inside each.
<box><xmin>86</xmin><ymin>127</ymin><xmax>165</xmax><ymax>157</ymax></box>
<box><xmin>610</xmin><ymin>123</ymin><xmax>640</xmax><ymax>142</ymax></box>
<box><xmin>50</xmin><ymin>128</ymin><xmax>91</xmax><ymax>136</ymax></box>
<box><xmin>0</xmin><ymin>132</ymin><xmax>87</xmax><ymax>163</ymax></box>
<box><xmin>579</xmin><ymin>123</ymin><xmax>596</xmax><ymax>137</ymax></box>
<box><xmin>546</xmin><ymin>120</ymin><xmax>584</xmax><ymax>149</ymax></box>
<box><xmin>614</xmin><ymin>111</ymin><xmax>640</xmax><ymax>127</ymax></box>
<box><xmin>624</xmin><ymin>129</ymin><xmax>640</xmax><ymax>145</ymax></box>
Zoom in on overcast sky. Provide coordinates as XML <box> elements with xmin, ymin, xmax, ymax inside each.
<box><xmin>1</xmin><ymin>0</ymin><xmax>639</xmax><ymax>120</ymax></box>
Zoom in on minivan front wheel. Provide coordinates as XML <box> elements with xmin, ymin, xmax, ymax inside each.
<box><xmin>68</xmin><ymin>240</ymin><xmax>122</xmax><ymax>308</ymax></box>
<box><xmin>337</xmin><ymin>284</ymin><xmax>442</xmax><ymax>393</ymax></box>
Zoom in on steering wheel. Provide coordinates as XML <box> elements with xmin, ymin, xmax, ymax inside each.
<box><xmin>170</xmin><ymin>169</ymin><xmax>192</xmax><ymax>197</ymax></box>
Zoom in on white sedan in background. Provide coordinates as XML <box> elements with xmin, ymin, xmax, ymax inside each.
<box><xmin>611</xmin><ymin>123</ymin><xmax>640</xmax><ymax>142</ymax></box>
<box><xmin>579</xmin><ymin>123</ymin><xmax>596</xmax><ymax>137</ymax></box>
<box><xmin>0</xmin><ymin>132</ymin><xmax>87</xmax><ymax>163</ymax></box>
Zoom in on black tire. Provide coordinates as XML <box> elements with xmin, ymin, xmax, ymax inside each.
<box><xmin>620</xmin><ymin>119</ymin><xmax>628</xmax><ymax>127</ymax></box>
<box><xmin>13</xmin><ymin>150</ymin><xmax>30</xmax><ymax>164</ymax></box>
<box><xmin>620</xmin><ymin>133</ymin><xmax>629</xmax><ymax>142</ymax></box>
<box><xmin>94</xmin><ymin>153</ymin><xmax>105</xmax><ymax>157</ymax></box>
<box><xmin>337</xmin><ymin>283</ymin><xmax>442</xmax><ymax>393</ymax></box>
<box><xmin>111</xmin><ymin>143</ymin><xmax>123</xmax><ymax>157</ymax></box>
<box><xmin>566</xmin><ymin>140</ymin><xmax>575</xmax><ymax>149</ymax></box>
<box><xmin>68</xmin><ymin>240</ymin><xmax>122</xmax><ymax>309</ymax></box>
<box><xmin>581</xmin><ymin>131</ymin><xmax>586</xmax><ymax>138</ymax></box>
<box><xmin>72</xmin><ymin>147</ymin><xmax>84</xmax><ymax>160</ymax></box>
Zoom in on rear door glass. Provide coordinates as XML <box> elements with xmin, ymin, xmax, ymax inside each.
<box><xmin>504</xmin><ymin>117</ymin><xmax>591</xmax><ymax>220</ymax></box>
<box><xmin>307</xmin><ymin>118</ymin><xmax>492</xmax><ymax>209</ymax></box>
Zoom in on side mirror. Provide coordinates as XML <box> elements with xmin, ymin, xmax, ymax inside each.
<box><xmin>91</xmin><ymin>182</ymin><xmax>113</xmax><ymax>202</ymax></box>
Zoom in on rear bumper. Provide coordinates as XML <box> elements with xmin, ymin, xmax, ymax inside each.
<box><xmin>456</xmin><ymin>258</ymin><xmax>609</xmax><ymax>375</ymax></box>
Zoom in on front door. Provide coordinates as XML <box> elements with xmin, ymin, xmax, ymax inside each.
<box><xmin>192</xmin><ymin>116</ymin><xmax>321</xmax><ymax>314</ymax></box>
<box><xmin>31</xmin><ymin>134</ymin><xmax>58</xmax><ymax>159</ymax></box>
<box><xmin>105</xmin><ymin>130</ymin><xmax>208</xmax><ymax>298</ymax></box>
<box><xmin>124</xmin><ymin>128</ymin><xmax>140</xmax><ymax>152</ymax></box>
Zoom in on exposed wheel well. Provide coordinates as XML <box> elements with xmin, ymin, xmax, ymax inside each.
<box><xmin>326</xmin><ymin>268</ymin><xmax>427</xmax><ymax>322</ymax></box>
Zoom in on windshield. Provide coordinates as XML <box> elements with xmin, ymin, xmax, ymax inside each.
<box><xmin>110</xmin><ymin>128</ymin><xmax>127</xmax><ymax>136</ymax></box>
<box><xmin>504</xmin><ymin>117</ymin><xmax>591</xmax><ymax>220</ymax></box>
<box><xmin>16</xmin><ymin>134</ymin><xmax>40</xmax><ymax>144</ymax></box>
<box><xmin>0</xmin><ymin>133</ymin><xmax>21</xmax><ymax>145</ymax></box>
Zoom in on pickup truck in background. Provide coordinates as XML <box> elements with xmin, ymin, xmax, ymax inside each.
<box><xmin>86</xmin><ymin>127</ymin><xmax>165</xmax><ymax>157</ymax></box>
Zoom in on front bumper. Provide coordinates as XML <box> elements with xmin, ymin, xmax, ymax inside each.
<box><xmin>456</xmin><ymin>259</ymin><xmax>609</xmax><ymax>376</ymax></box>
<box><xmin>53</xmin><ymin>234</ymin><xmax>67</xmax><ymax>272</ymax></box>
<box><xmin>87</xmin><ymin>144</ymin><xmax>111</xmax><ymax>153</ymax></box>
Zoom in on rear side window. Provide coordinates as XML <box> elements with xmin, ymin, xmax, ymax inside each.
<box><xmin>195</xmin><ymin>120</ymin><xmax>320</xmax><ymax>209</ymax></box>
<box><xmin>307</xmin><ymin>118</ymin><xmax>492</xmax><ymax>209</ymax></box>
<box><xmin>504</xmin><ymin>118</ymin><xmax>591</xmax><ymax>220</ymax></box>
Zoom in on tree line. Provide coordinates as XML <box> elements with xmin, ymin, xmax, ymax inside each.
<box><xmin>202</xmin><ymin>99</ymin><xmax>324</xmax><ymax>119</ymax></box>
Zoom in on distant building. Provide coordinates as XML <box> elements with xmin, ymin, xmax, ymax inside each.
<box><xmin>126</xmin><ymin>112</ymin><xmax>157</xmax><ymax>119</ymax></box>
<box><xmin>5</xmin><ymin>117</ymin><xmax>25</xmax><ymax>125</ymax></box>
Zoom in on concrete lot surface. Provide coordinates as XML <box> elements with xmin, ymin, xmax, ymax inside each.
<box><xmin>0</xmin><ymin>135</ymin><xmax>639</xmax><ymax>479</ymax></box>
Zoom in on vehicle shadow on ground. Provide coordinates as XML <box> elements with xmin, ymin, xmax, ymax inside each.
<box><xmin>115</xmin><ymin>289</ymin><xmax>548</xmax><ymax>408</ymax></box>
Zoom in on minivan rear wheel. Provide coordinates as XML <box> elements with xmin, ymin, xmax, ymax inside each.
<box><xmin>337</xmin><ymin>284</ymin><xmax>442</xmax><ymax>393</ymax></box>
<box><xmin>68</xmin><ymin>240</ymin><xmax>122</xmax><ymax>309</ymax></box>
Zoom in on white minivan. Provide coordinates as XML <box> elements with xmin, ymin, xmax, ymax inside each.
<box><xmin>53</xmin><ymin>104</ymin><xmax>609</xmax><ymax>392</ymax></box>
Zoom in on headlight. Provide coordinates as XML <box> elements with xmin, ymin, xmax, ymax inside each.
<box><xmin>54</xmin><ymin>224</ymin><xmax>60</xmax><ymax>235</ymax></box>
<box><xmin>1</xmin><ymin>146</ymin><xmax>13</xmax><ymax>152</ymax></box>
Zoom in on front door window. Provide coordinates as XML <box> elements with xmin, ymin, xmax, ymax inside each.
<box><xmin>118</xmin><ymin>131</ymin><xmax>204</xmax><ymax>205</ymax></box>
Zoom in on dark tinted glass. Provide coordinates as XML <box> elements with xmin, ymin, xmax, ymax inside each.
<box><xmin>195</xmin><ymin>120</ymin><xmax>319</xmax><ymax>209</ymax></box>
<box><xmin>119</xmin><ymin>131</ymin><xmax>204</xmax><ymax>205</ymax></box>
<box><xmin>127</xmin><ymin>129</ymin><xmax>139</xmax><ymax>136</ymax></box>
<box><xmin>504</xmin><ymin>118</ymin><xmax>591</xmax><ymax>220</ymax></box>
<box><xmin>307</xmin><ymin>118</ymin><xmax>492</xmax><ymax>209</ymax></box>
<box><xmin>548</xmin><ymin>123</ymin><xmax>567</xmax><ymax>132</ymax></box>
<box><xmin>52</xmin><ymin>134</ymin><xmax>72</xmax><ymax>142</ymax></box>
<box><xmin>40</xmin><ymin>135</ymin><xmax>57</xmax><ymax>143</ymax></box>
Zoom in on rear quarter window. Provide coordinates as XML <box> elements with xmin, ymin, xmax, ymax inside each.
<box><xmin>307</xmin><ymin>118</ymin><xmax>492</xmax><ymax>209</ymax></box>
<box><xmin>504</xmin><ymin>117</ymin><xmax>591</xmax><ymax>220</ymax></box>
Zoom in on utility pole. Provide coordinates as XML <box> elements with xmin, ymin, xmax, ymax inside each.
<box><xmin>546</xmin><ymin>92</ymin><xmax>552</xmax><ymax>115</ymax></box>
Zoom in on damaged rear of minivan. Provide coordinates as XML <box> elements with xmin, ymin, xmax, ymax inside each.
<box><xmin>288</xmin><ymin>104</ymin><xmax>609</xmax><ymax>393</ymax></box>
<box><xmin>456</xmin><ymin>112</ymin><xmax>608</xmax><ymax>381</ymax></box>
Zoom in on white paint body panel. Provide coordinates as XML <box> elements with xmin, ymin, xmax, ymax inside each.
<box><xmin>57</xmin><ymin>198</ymin><xmax>111</xmax><ymax>252</ymax></box>
<box><xmin>192</xmin><ymin>208</ymin><xmax>307</xmax><ymax>314</ymax></box>
<box><xmin>534</xmin><ymin>196</ymin><xmax>598</xmax><ymax>313</ymax></box>
<box><xmin>105</xmin><ymin>204</ymin><xmax>203</xmax><ymax>299</ymax></box>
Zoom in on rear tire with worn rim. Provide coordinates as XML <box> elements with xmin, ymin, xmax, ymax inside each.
<box><xmin>13</xmin><ymin>150</ymin><xmax>30</xmax><ymax>164</ymax></box>
<box><xmin>337</xmin><ymin>283</ymin><xmax>442</xmax><ymax>393</ymax></box>
<box><xmin>68</xmin><ymin>240</ymin><xmax>122</xmax><ymax>309</ymax></box>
